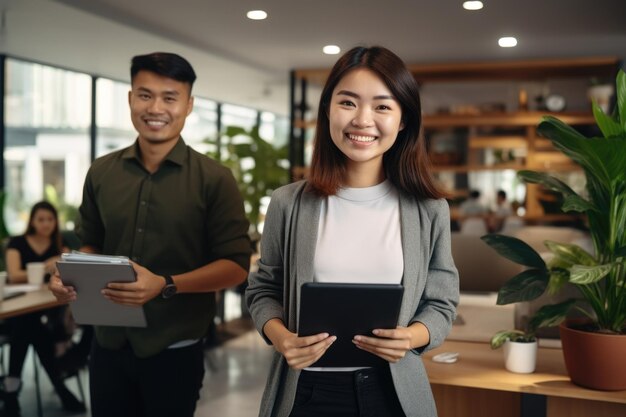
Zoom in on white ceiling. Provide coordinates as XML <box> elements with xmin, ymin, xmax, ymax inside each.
<box><xmin>55</xmin><ymin>0</ymin><xmax>626</xmax><ymax>76</ymax></box>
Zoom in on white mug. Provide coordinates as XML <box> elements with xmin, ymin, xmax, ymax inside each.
<box><xmin>26</xmin><ymin>262</ymin><xmax>46</xmax><ymax>286</ymax></box>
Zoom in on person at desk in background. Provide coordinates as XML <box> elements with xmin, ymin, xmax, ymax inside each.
<box><xmin>246</xmin><ymin>46</ymin><xmax>459</xmax><ymax>417</ymax></box>
<box><xmin>458</xmin><ymin>189</ymin><xmax>487</xmax><ymax>216</ymax></box>
<box><xmin>487</xmin><ymin>189</ymin><xmax>514</xmax><ymax>232</ymax></box>
<box><xmin>2</xmin><ymin>201</ymin><xmax>85</xmax><ymax>416</ymax></box>
<box><xmin>458</xmin><ymin>190</ymin><xmax>488</xmax><ymax>234</ymax></box>
<box><xmin>49</xmin><ymin>52</ymin><xmax>251</xmax><ymax>417</ymax></box>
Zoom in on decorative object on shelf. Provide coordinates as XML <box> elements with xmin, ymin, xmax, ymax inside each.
<box><xmin>518</xmin><ymin>88</ymin><xmax>528</xmax><ymax>111</ymax></box>
<box><xmin>587</xmin><ymin>81</ymin><xmax>614</xmax><ymax>114</ymax></box>
<box><xmin>545</xmin><ymin>94</ymin><xmax>567</xmax><ymax>112</ymax></box>
<box><xmin>481</xmin><ymin>69</ymin><xmax>626</xmax><ymax>390</ymax></box>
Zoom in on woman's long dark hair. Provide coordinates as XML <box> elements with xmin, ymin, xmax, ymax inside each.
<box><xmin>25</xmin><ymin>201</ymin><xmax>62</xmax><ymax>254</ymax></box>
<box><xmin>308</xmin><ymin>46</ymin><xmax>444</xmax><ymax>199</ymax></box>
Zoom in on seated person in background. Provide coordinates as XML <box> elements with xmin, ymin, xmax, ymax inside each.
<box><xmin>494</xmin><ymin>189</ymin><xmax>513</xmax><ymax>217</ymax></box>
<box><xmin>487</xmin><ymin>189</ymin><xmax>514</xmax><ymax>232</ymax></box>
<box><xmin>2</xmin><ymin>201</ymin><xmax>85</xmax><ymax>416</ymax></box>
<box><xmin>459</xmin><ymin>189</ymin><xmax>487</xmax><ymax>217</ymax></box>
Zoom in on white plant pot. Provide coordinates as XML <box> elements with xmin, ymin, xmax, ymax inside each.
<box><xmin>503</xmin><ymin>340</ymin><xmax>537</xmax><ymax>374</ymax></box>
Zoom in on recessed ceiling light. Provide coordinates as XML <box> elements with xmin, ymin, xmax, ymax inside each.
<box><xmin>463</xmin><ymin>1</ymin><xmax>484</xmax><ymax>10</ymax></box>
<box><xmin>323</xmin><ymin>45</ymin><xmax>341</xmax><ymax>55</ymax></box>
<box><xmin>498</xmin><ymin>37</ymin><xmax>518</xmax><ymax>48</ymax></box>
<box><xmin>246</xmin><ymin>10</ymin><xmax>267</xmax><ymax>20</ymax></box>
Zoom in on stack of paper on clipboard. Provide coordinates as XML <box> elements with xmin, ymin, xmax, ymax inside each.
<box><xmin>57</xmin><ymin>252</ymin><xmax>147</xmax><ymax>327</ymax></box>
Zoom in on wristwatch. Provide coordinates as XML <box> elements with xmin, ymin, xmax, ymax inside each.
<box><xmin>161</xmin><ymin>275</ymin><xmax>177</xmax><ymax>299</ymax></box>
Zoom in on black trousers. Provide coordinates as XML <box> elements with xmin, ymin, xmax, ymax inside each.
<box><xmin>7</xmin><ymin>307</ymin><xmax>67</xmax><ymax>392</ymax></box>
<box><xmin>289</xmin><ymin>367</ymin><xmax>407</xmax><ymax>417</ymax></box>
<box><xmin>89</xmin><ymin>340</ymin><xmax>205</xmax><ymax>417</ymax></box>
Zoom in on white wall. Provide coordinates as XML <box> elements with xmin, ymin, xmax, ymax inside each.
<box><xmin>0</xmin><ymin>0</ymin><xmax>290</xmax><ymax>115</ymax></box>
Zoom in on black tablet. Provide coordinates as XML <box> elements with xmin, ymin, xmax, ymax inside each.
<box><xmin>298</xmin><ymin>282</ymin><xmax>404</xmax><ymax>367</ymax></box>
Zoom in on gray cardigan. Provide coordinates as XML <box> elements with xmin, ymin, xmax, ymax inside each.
<box><xmin>246</xmin><ymin>181</ymin><xmax>459</xmax><ymax>417</ymax></box>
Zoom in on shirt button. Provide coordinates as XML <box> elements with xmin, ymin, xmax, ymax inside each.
<box><xmin>137</xmin><ymin>228</ymin><xmax>143</xmax><ymax>233</ymax></box>
<box><xmin>141</xmin><ymin>201</ymin><xmax>147</xmax><ymax>206</ymax></box>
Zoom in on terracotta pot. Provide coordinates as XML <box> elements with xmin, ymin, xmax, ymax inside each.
<box><xmin>559</xmin><ymin>319</ymin><xmax>626</xmax><ymax>391</ymax></box>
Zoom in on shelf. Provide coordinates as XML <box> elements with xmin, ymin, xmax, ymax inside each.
<box><xmin>294</xmin><ymin>56</ymin><xmax>620</xmax><ymax>85</ymax></box>
<box><xmin>423</xmin><ymin>112</ymin><xmax>595</xmax><ymax>128</ymax></box>
<box><xmin>295</xmin><ymin>112</ymin><xmax>595</xmax><ymax>130</ymax></box>
<box><xmin>433</xmin><ymin>164</ymin><xmax>526</xmax><ymax>173</ymax></box>
<box><xmin>468</xmin><ymin>136</ymin><xmax>527</xmax><ymax>149</ymax></box>
<box><xmin>293</xmin><ymin>119</ymin><xmax>317</xmax><ymax>129</ymax></box>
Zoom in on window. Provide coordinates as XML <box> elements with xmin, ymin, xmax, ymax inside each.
<box><xmin>182</xmin><ymin>96</ymin><xmax>218</xmax><ymax>154</ymax></box>
<box><xmin>4</xmin><ymin>59</ymin><xmax>91</xmax><ymax>233</ymax></box>
<box><xmin>96</xmin><ymin>78</ymin><xmax>135</xmax><ymax>157</ymax></box>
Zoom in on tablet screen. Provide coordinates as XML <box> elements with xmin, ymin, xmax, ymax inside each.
<box><xmin>298</xmin><ymin>282</ymin><xmax>404</xmax><ymax>367</ymax></box>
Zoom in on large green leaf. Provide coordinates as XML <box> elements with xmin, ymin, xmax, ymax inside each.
<box><xmin>569</xmin><ymin>263</ymin><xmax>613</xmax><ymax>285</ymax></box>
<box><xmin>517</xmin><ymin>170</ymin><xmax>577</xmax><ymax>198</ymax></box>
<box><xmin>481</xmin><ymin>234</ymin><xmax>546</xmax><ymax>268</ymax></box>
<box><xmin>496</xmin><ymin>268</ymin><xmax>549</xmax><ymax>305</ymax></box>
<box><xmin>527</xmin><ymin>299</ymin><xmax>576</xmax><ymax>333</ymax></box>
<box><xmin>617</xmin><ymin>70</ymin><xmax>626</xmax><ymax>131</ymax></box>
<box><xmin>592</xmin><ymin>101</ymin><xmax>622</xmax><ymax>138</ymax></box>
<box><xmin>561</xmin><ymin>194</ymin><xmax>595</xmax><ymax>213</ymax></box>
<box><xmin>538</xmin><ymin>117</ymin><xmax>626</xmax><ymax>188</ymax></box>
<box><xmin>546</xmin><ymin>269</ymin><xmax>570</xmax><ymax>294</ymax></box>
<box><xmin>543</xmin><ymin>241</ymin><xmax>597</xmax><ymax>267</ymax></box>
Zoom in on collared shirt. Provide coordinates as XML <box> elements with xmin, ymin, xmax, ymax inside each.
<box><xmin>78</xmin><ymin>138</ymin><xmax>251</xmax><ymax>357</ymax></box>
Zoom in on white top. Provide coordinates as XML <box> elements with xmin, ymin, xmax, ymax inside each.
<box><xmin>309</xmin><ymin>180</ymin><xmax>403</xmax><ymax>372</ymax></box>
<box><xmin>314</xmin><ymin>179</ymin><xmax>404</xmax><ymax>284</ymax></box>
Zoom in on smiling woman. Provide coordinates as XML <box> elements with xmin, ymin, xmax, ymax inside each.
<box><xmin>328</xmin><ymin>68</ymin><xmax>405</xmax><ymax>187</ymax></box>
<box><xmin>246</xmin><ymin>46</ymin><xmax>459</xmax><ymax>417</ymax></box>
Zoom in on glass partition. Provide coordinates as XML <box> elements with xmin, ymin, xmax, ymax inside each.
<box><xmin>96</xmin><ymin>78</ymin><xmax>135</xmax><ymax>157</ymax></box>
<box><xmin>4</xmin><ymin>59</ymin><xmax>91</xmax><ymax>233</ymax></box>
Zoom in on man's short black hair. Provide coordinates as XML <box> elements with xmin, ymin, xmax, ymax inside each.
<box><xmin>131</xmin><ymin>52</ymin><xmax>197</xmax><ymax>89</ymax></box>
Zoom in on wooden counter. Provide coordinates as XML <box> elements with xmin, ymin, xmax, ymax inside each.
<box><xmin>423</xmin><ymin>341</ymin><xmax>626</xmax><ymax>417</ymax></box>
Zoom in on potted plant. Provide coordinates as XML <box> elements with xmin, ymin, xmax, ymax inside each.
<box><xmin>490</xmin><ymin>301</ymin><xmax>575</xmax><ymax>374</ymax></box>
<box><xmin>481</xmin><ymin>69</ymin><xmax>626</xmax><ymax>390</ymax></box>
<box><xmin>205</xmin><ymin>125</ymin><xmax>289</xmax><ymax>235</ymax></box>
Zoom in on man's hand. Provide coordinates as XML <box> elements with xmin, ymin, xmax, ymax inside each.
<box><xmin>48</xmin><ymin>272</ymin><xmax>77</xmax><ymax>303</ymax></box>
<box><xmin>101</xmin><ymin>262</ymin><xmax>165</xmax><ymax>306</ymax></box>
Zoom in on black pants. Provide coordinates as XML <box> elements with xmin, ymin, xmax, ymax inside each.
<box><xmin>7</xmin><ymin>307</ymin><xmax>67</xmax><ymax>392</ymax></box>
<box><xmin>89</xmin><ymin>340</ymin><xmax>205</xmax><ymax>417</ymax></box>
<box><xmin>289</xmin><ymin>367</ymin><xmax>407</xmax><ymax>417</ymax></box>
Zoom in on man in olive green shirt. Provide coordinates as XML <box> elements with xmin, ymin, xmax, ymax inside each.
<box><xmin>50</xmin><ymin>52</ymin><xmax>251</xmax><ymax>417</ymax></box>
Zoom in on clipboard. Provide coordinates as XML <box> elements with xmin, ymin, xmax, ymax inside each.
<box><xmin>298</xmin><ymin>282</ymin><xmax>404</xmax><ymax>367</ymax></box>
<box><xmin>57</xmin><ymin>256</ymin><xmax>147</xmax><ymax>327</ymax></box>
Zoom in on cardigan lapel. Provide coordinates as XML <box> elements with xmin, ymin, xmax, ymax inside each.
<box><xmin>398</xmin><ymin>192</ymin><xmax>426</xmax><ymax>326</ymax></box>
<box><xmin>292</xmin><ymin>188</ymin><xmax>321</xmax><ymax>322</ymax></box>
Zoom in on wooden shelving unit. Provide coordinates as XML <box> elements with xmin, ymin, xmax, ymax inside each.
<box><xmin>289</xmin><ymin>56</ymin><xmax>621</xmax><ymax>219</ymax></box>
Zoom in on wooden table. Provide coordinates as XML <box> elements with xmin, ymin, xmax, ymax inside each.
<box><xmin>0</xmin><ymin>287</ymin><xmax>66</xmax><ymax>417</ymax></box>
<box><xmin>423</xmin><ymin>340</ymin><xmax>626</xmax><ymax>417</ymax></box>
<box><xmin>0</xmin><ymin>287</ymin><xmax>63</xmax><ymax>319</ymax></box>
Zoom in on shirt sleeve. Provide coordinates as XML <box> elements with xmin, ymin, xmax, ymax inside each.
<box><xmin>204</xmin><ymin>167</ymin><xmax>251</xmax><ymax>272</ymax></box>
<box><xmin>76</xmin><ymin>168</ymin><xmax>105</xmax><ymax>251</ymax></box>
